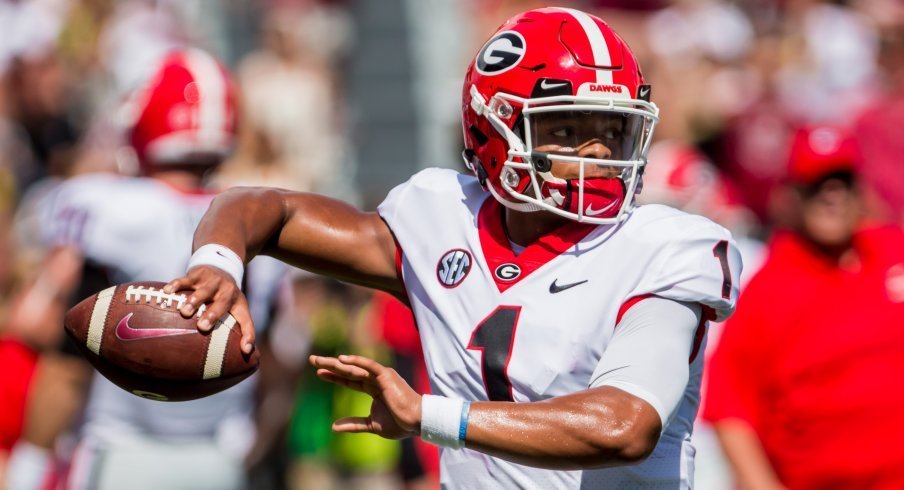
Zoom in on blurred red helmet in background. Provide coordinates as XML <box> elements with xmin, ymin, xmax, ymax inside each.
<box><xmin>461</xmin><ymin>7</ymin><xmax>659</xmax><ymax>224</ymax></box>
<box><xmin>123</xmin><ymin>49</ymin><xmax>237</xmax><ymax>174</ymax></box>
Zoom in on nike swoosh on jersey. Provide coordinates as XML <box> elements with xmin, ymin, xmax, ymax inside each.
<box><xmin>549</xmin><ymin>278</ymin><xmax>589</xmax><ymax>293</ymax></box>
<box><xmin>114</xmin><ymin>313</ymin><xmax>194</xmax><ymax>341</ymax></box>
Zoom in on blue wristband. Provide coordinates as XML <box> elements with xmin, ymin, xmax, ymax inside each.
<box><xmin>458</xmin><ymin>401</ymin><xmax>471</xmax><ymax>442</ymax></box>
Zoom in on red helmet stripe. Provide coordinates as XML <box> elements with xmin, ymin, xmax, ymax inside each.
<box><xmin>556</xmin><ymin>7</ymin><xmax>613</xmax><ymax>85</ymax></box>
<box><xmin>182</xmin><ymin>49</ymin><xmax>229</xmax><ymax>145</ymax></box>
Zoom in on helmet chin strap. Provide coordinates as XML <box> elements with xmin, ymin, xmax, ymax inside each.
<box><xmin>489</xmin><ymin>181</ymin><xmax>545</xmax><ymax>213</ymax></box>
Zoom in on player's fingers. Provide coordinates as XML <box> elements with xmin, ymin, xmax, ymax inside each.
<box><xmin>230</xmin><ymin>297</ymin><xmax>255</xmax><ymax>354</ymax></box>
<box><xmin>332</xmin><ymin>417</ymin><xmax>374</xmax><ymax>434</ymax></box>
<box><xmin>315</xmin><ymin>370</ymin><xmax>368</xmax><ymax>393</ymax></box>
<box><xmin>310</xmin><ymin>356</ymin><xmax>372</xmax><ymax>380</ymax></box>
<box><xmin>337</xmin><ymin>354</ymin><xmax>386</xmax><ymax>376</ymax></box>
<box><xmin>164</xmin><ymin>263</ymin><xmax>213</xmax><ymax>293</ymax></box>
<box><xmin>183</xmin><ymin>285</ymin><xmax>218</xmax><ymax>325</ymax></box>
<box><xmin>163</xmin><ymin>276</ymin><xmax>193</xmax><ymax>295</ymax></box>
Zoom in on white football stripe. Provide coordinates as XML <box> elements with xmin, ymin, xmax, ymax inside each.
<box><xmin>556</xmin><ymin>8</ymin><xmax>613</xmax><ymax>85</ymax></box>
<box><xmin>87</xmin><ymin>286</ymin><xmax>117</xmax><ymax>355</ymax></box>
<box><xmin>202</xmin><ymin>315</ymin><xmax>235</xmax><ymax>379</ymax></box>
<box><xmin>183</xmin><ymin>49</ymin><xmax>227</xmax><ymax>146</ymax></box>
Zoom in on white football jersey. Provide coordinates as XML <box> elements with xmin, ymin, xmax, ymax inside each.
<box><xmin>378</xmin><ymin>168</ymin><xmax>741</xmax><ymax>489</ymax></box>
<box><xmin>40</xmin><ymin>173</ymin><xmax>284</xmax><ymax>445</ymax></box>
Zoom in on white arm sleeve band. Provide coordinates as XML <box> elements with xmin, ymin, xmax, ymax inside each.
<box><xmin>589</xmin><ymin>297</ymin><xmax>702</xmax><ymax>428</ymax></box>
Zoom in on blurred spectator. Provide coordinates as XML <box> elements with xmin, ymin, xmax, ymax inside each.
<box><xmin>216</xmin><ymin>3</ymin><xmax>353</xmax><ymax>197</ymax></box>
<box><xmin>703</xmin><ymin>125</ymin><xmax>904</xmax><ymax>489</ymax></box>
<box><xmin>854</xmin><ymin>26</ymin><xmax>904</xmax><ymax>224</ymax></box>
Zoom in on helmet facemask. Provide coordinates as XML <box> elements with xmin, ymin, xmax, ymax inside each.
<box><xmin>471</xmin><ymin>86</ymin><xmax>659</xmax><ymax>224</ymax></box>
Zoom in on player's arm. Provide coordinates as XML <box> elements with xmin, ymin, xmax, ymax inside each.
<box><xmin>165</xmin><ymin>187</ymin><xmax>400</xmax><ymax>352</ymax></box>
<box><xmin>312</xmin><ymin>297</ymin><xmax>701</xmax><ymax>470</ymax></box>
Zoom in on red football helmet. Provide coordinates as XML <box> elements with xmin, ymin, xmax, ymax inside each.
<box><xmin>123</xmin><ymin>49</ymin><xmax>238</xmax><ymax>174</ymax></box>
<box><xmin>462</xmin><ymin>8</ymin><xmax>659</xmax><ymax>224</ymax></box>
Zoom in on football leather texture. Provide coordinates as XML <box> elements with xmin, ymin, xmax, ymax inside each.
<box><xmin>64</xmin><ymin>281</ymin><xmax>259</xmax><ymax>402</ymax></box>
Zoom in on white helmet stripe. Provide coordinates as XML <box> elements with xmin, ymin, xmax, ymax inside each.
<box><xmin>556</xmin><ymin>7</ymin><xmax>613</xmax><ymax>85</ymax></box>
<box><xmin>182</xmin><ymin>49</ymin><xmax>227</xmax><ymax>146</ymax></box>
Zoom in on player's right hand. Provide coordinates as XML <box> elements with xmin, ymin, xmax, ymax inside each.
<box><xmin>164</xmin><ymin>265</ymin><xmax>256</xmax><ymax>354</ymax></box>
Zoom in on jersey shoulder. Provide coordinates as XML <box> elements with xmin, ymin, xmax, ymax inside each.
<box><xmin>377</xmin><ymin>167</ymin><xmax>482</xmax><ymax>222</ymax></box>
<box><xmin>41</xmin><ymin>174</ymin><xmax>192</xmax><ymax>248</ymax></box>
<box><xmin>626</xmin><ymin>204</ymin><xmax>742</xmax><ymax>321</ymax></box>
<box><xmin>627</xmin><ymin>204</ymin><xmax>732</xmax><ymax>243</ymax></box>
<box><xmin>48</xmin><ymin>173</ymin><xmax>171</xmax><ymax>212</ymax></box>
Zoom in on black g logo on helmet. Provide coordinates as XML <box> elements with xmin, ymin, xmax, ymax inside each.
<box><xmin>476</xmin><ymin>31</ymin><xmax>526</xmax><ymax>75</ymax></box>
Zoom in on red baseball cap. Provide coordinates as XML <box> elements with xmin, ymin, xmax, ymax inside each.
<box><xmin>786</xmin><ymin>126</ymin><xmax>860</xmax><ymax>185</ymax></box>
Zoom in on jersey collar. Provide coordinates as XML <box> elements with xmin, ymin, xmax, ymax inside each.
<box><xmin>477</xmin><ymin>198</ymin><xmax>598</xmax><ymax>293</ymax></box>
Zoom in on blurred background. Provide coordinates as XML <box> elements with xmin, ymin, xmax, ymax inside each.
<box><xmin>0</xmin><ymin>0</ymin><xmax>903</xmax><ymax>489</ymax></box>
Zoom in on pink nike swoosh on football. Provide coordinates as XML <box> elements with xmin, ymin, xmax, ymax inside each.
<box><xmin>114</xmin><ymin>313</ymin><xmax>195</xmax><ymax>341</ymax></box>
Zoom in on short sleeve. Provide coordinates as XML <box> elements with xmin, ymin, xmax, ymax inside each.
<box><xmin>644</xmin><ymin>221</ymin><xmax>743</xmax><ymax>322</ymax></box>
<box><xmin>590</xmin><ymin>297</ymin><xmax>703</xmax><ymax>427</ymax></box>
<box><xmin>376</xmin><ymin>174</ymin><xmax>414</xmax><ymax>227</ymax></box>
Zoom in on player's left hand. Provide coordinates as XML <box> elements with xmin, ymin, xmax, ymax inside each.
<box><xmin>310</xmin><ymin>354</ymin><xmax>421</xmax><ymax>440</ymax></box>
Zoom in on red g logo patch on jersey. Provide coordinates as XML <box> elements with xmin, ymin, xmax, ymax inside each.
<box><xmin>437</xmin><ymin>249</ymin><xmax>472</xmax><ymax>288</ymax></box>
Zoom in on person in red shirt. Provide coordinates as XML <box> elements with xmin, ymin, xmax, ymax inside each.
<box><xmin>703</xmin><ymin>125</ymin><xmax>904</xmax><ymax>489</ymax></box>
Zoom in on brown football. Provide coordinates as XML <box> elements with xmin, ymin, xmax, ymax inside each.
<box><xmin>64</xmin><ymin>281</ymin><xmax>259</xmax><ymax>402</ymax></box>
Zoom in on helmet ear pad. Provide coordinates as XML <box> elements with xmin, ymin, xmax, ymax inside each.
<box><xmin>485</xmin><ymin>137</ymin><xmax>541</xmax><ymax>198</ymax></box>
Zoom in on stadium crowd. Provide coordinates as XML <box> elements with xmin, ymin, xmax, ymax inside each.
<box><xmin>0</xmin><ymin>0</ymin><xmax>902</xmax><ymax>489</ymax></box>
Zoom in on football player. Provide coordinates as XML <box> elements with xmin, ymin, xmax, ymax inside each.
<box><xmin>167</xmin><ymin>8</ymin><xmax>742</xmax><ymax>488</ymax></box>
<box><xmin>5</xmin><ymin>49</ymin><xmax>285</xmax><ymax>489</ymax></box>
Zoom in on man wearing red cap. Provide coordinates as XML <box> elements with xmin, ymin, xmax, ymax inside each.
<box><xmin>702</xmin><ymin>125</ymin><xmax>904</xmax><ymax>489</ymax></box>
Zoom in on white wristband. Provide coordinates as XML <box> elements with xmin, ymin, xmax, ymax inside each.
<box><xmin>421</xmin><ymin>394</ymin><xmax>470</xmax><ymax>449</ymax></box>
<box><xmin>187</xmin><ymin>244</ymin><xmax>245</xmax><ymax>286</ymax></box>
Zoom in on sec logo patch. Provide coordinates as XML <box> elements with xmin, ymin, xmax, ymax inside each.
<box><xmin>437</xmin><ymin>249</ymin><xmax>472</xmax><ymax>288</ymax></box>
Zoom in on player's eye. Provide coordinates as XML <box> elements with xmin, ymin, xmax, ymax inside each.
<box><xmin>550</xmin><ymin>127</ymin><xmax>574</xmax><ymax>139</ymax></box>
<box><xmin>601</xmin><ymin>127</ymin><xmax>622</xmax><ymax>141</ymax></box>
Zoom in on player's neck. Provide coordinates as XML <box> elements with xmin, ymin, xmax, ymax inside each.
<box><xmin>147</xmin><ymin>170</ymin><xmax>206</xmax><ymax>193</ymax></box>
<box><xmin>503</xmin><ymin>207</ymin><xmax>572</xmax><ymax>247</ymax></box>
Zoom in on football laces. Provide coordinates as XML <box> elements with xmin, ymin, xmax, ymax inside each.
<box><xmin>124</xmin><ymin>285</ymin><xmax>207</xmax><ymax>318</ymax></box>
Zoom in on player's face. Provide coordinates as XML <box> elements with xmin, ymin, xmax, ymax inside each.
<box><xmin>530</xmin><ymin>111</ymin><xmax>642</xmax><ymax>180</ymax></box>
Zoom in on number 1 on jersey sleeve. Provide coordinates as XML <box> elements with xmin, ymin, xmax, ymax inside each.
<box><xmin>712</xmin><ymin>240</ymin><xmax>732</xmax><ymax>299</ymax></box>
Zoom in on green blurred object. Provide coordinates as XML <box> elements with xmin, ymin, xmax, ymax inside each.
<box><xmin>331</xmin><ymin>386</ymin><xmax>400</xmax><ymax>472</ymax></box>
<box><xmin>287</xmin><ymin>304</ymin><xmax>350</xmax><ymax>459</ymax></box>
<box><xmin>287</xmin><ymin>298</ymin><xmax>399</xmax><ymax>472</ymax></box>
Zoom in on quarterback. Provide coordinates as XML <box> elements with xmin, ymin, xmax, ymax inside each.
<box><xmin>167</xmin><ymin>8</ymin><xmax>741</xmax><ymax>489</ymax></box>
